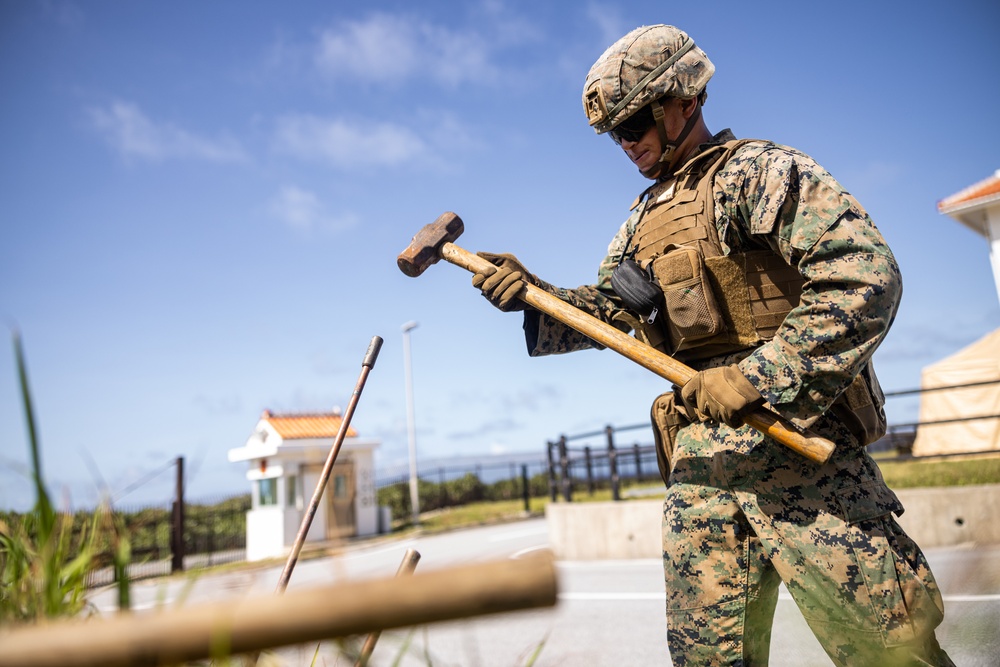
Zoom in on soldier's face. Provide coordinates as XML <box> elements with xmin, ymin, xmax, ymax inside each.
<box><xmin>619</xmin><ymin>124</ymin><xmax>663</xmax><ymax>179</ymax></box>
<box><xmin>618</xmin><ymin>98</ymin><xmax>687</xmax><ymax>180</ymax></box>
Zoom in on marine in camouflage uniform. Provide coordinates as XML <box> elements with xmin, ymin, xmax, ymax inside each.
<box><xmin>473</xmin><ymin>25</ymin><xmax>954</xmax><ymax>666</ymax></box>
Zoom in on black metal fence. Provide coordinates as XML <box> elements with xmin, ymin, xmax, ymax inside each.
<box><xmin>545</xmin><ymin>423</ymin><xmax>658</xmax><ymax>503</ymax></box>
<box><xmin>371</xmin><ymin>424</ymin><xmax>661</xmax><ymax>517</ymax></box>
<box><xmin>869</xmin><ymin>378</ymin><xmax>1000</xmax><ymax>456</ymax></box>
<box><xmin>83</xmin><ymin>493</ymin><xmax>250</xmax><ymax>587</ymax></box>
<box><xmin>375</xmin><ymin>457</ymin><xmax>551</xmax><ymax>521</ymax></box>
<box><xmin>1</xmin><ymin>491</ymin><xmax>250</xmax><ymax>589</ymax></box>
<box><xmin>545</xmin><ymin>379</ymin><xmax>1000</xmax><ymax>502</ymax></box>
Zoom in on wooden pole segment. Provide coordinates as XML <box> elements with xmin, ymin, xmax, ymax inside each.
<box><xmin>437</xmin><ymin>242</ymin><xmax>835</xmax><ymax>464</ymax></box>
<box><xmin>355</xmin><ymin>548</ymin><xmax>422</xmax><ymax>667</ymax></box>
<box><xmin>0</xmin><ymin>553</ymin><xmax>557</xmax><ymax>667</ymax></box>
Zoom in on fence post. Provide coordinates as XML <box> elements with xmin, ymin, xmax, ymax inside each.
<box><xmin>546</xmin><ymin>441</ymin><xmax>558</xmax><ymax>501</ymax></box>
<box><xmin>171</xmin><ymin>456</ymin><xmax>185</xmax><ymax>573</ymax></box>
<box><xmin>521</xmin><ymin>464</ymin><xmax>530</xmax><ymax>513</ymax></box>
<box><xmin>558</xmin><ymin>436</ymin><xmax>572</xmax><ymax>502</ymax></box>
<box><xmin>633</xmin><ymin>443</ymin><xmax>643</xmax><ymax>482</ymax></box>
<box><xmin>606</xmin><ymin>426</ymin><xmax>620</xmax><ymax>501</ymax></box>
<box><xmin>205</xmin><ymin>512</ymin><xmax>215</xmax><ymax>567</ymax></box>
<box><xmin>584</xmin><ymin>446</ymin><xmax>594</xmax><ymax>495</ymax></box>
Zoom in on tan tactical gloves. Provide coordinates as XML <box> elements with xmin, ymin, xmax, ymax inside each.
<box><xmin>680</xmin><ymin>364</ymin><xmax>763</xmax><ymax>428</ymax></box>
<box><xmin>472</xmin><ymin>252</ymin><xmax>535</xmax><ymax>312</ymax></box>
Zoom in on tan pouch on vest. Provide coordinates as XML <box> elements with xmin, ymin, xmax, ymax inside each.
<box><xmin>831</xmin><ymin>362</ymin><xmax>887</xmax><ymax>447</ymax></box>
<box><xmin>652</xmin><ymin>245</ymin><xmax>726</xmax><ymax>352</ymax></box>
<box><xmin>651</xmin><ymin>390</ymin><xmax>690</xmax><ymax>485</ymax></box>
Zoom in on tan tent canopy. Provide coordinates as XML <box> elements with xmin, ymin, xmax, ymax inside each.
<box><xmin>911</xmin><ymin>328</ymin><xmax>1000</xmax><ymax>456</ymax></box>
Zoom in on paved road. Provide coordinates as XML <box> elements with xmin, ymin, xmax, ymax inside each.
<box><xmin>89</xmin><ymin>518</ymin><xmax>1000</xmax><ymax>666</ymax></box>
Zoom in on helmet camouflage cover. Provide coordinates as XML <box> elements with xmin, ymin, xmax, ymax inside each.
<box><xmin>583</xmin><ymin>25</ymin><xmax>714</xmax><ymax>134</ymax></box>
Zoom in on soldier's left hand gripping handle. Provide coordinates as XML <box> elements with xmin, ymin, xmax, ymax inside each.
<box><xmin>397</xmin><ymin>212</ymin><xmax>835</xmax><ymax>464</ymax></box>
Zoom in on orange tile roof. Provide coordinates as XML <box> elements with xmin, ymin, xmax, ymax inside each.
<box><xmin>939</xmin><ymin>170</ymin><xmax>1000</xmax><ymax>213</ymax></box>
<box><xmin>261</xmin><ymin>410</ymin><xmax>358</xmax><ymax>440</ymax></box>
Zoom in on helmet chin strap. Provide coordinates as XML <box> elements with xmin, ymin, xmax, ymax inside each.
<box><xmin>651</xmin><ymin>101</ymin><xmax>703</xmax><ymax>178</ymax></box>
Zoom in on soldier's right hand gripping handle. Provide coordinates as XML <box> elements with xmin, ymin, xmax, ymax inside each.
<box><xmin>472</xmin><ymin>252</ymin><xmax>536</xmax><ymax>312</ymax></box>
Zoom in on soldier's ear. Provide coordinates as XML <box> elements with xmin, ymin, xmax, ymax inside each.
<box><xmin>678</xmin><ymin>96</ymin><xmax>699</xmax><ymax>120</ymax></box>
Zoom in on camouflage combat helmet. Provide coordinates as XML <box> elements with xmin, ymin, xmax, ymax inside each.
<box><xmin>583</xmin><ymin>25</ymin><xmax>714</xmax><ymax>135</ymax></box>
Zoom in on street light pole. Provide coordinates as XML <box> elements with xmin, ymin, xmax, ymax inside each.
<box><xmin>401</xmin><ymin>321</ymin><xmax>420</xmax><ymax>526</ymax></box>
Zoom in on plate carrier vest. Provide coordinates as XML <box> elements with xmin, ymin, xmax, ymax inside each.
<box><xmin>626</xmin><ymin>139</ymin><xmax>887</xmax><ymax>448</ymax></box>
<box><xmin>625</xmin><ymin>139</ymin><xmax>805</xmax><ymax>363</ymax></box>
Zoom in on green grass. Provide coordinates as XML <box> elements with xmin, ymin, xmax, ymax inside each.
<box><xmin>878</xmin><ymin>455</ymin><xmax>1000</xmax><ymax>489</ymax></box>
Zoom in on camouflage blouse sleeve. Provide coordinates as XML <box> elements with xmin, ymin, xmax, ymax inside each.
<box><xmin>722</xmin><ymin>144</ymin><xmax>902</xmax><ymax>427</ymax></box>
<box><xmin>523</xmin><ymin>219</ymin><xmax>637</xmax><ymax>357</ymax></box>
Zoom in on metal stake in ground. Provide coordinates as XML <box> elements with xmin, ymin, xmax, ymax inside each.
<box><xmin>355</xmin><ymin>548</ymin><xmax>421</xmax><ymax>667</ymax></box>
<box><xmin>275</xmin><ymin>335</ymin><xmax>384</xmax><ymax>594</ymax></box>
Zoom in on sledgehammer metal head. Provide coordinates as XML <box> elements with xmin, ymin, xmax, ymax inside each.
<box><xmin>397</xmin><ymin>212</ymin><xmax>465</xmax><ymax>277</ymax></box>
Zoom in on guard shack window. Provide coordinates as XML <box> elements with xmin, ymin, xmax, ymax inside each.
<box><xmin>334</xmin><ymin>474</ymin><xmax>348</xmax><ymax>498</ymax></box>
<box><xmin>258</xmin><ymin>478</ymin><xmax>278</xmax><ymax>506</ymax></box>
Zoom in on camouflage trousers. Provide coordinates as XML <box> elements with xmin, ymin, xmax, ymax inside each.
<box><xmin>660</xmin><ymin>414</ymin><xmax>954</xmax><ymax>666</ymax></box>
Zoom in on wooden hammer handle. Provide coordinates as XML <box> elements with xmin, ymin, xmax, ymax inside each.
<box><xmin>442</xmin><ymin>242</ymin><xmax>835</xmax><ymax>464</ymax></box>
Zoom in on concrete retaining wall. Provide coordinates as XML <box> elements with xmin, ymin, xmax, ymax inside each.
<box><xmin>546</xmin><ymin>484</ymin><xmax>1000</xmax><ymax>560</ymax></box>
<box><xmin>893</xmin><ymin>484</ymin><xmax>1000</xmax><ymax>548</ymax></box>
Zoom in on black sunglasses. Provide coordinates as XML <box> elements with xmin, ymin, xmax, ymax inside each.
<box><xmin>609</xmin><ymin>104</ymin><xmax>657</xmax><ymax>144</ymax></box>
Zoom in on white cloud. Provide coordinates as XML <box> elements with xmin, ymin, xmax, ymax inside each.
<box><xmin>89</xmin><ymin>101</ymin><xmax>247</xmax><ymax>163</ymax></box>
<box><xmin>314</xmin><ymin>12</ymin><xmax>499</xmax><ymax>87</ymax></box>
<box><xmin>584</xmin><ymin>3</ymin><xmax>628</xmax><ymax>48</ymax></box>
<box><xmin>476</xmin><ymin>0</ymin><xmax>544</xmax><ymax>47</ymax></box>
<box><xmin>273</xmin><ymin>114</ymin><xmax>427</xmax><ymax>169</ymax></box>
<box><xmin>269</xmin><ymin>185</ymin><xmax>358</xmax><ymax>234</ymax></box>
<box><xmin>262</xmin><ymin>30</ymin><xmax>307</xmax><ymax>73</ymax></box>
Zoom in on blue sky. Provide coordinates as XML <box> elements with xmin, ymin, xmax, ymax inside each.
<box><xmin>2</xmin><ymin>0</ymin><xmax>998</xmax><ymax>511</ymax></box>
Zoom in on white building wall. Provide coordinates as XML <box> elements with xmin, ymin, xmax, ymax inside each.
<box><xmin>281</xmin><ymin>471</ymin><xmax>302</xmax><ymax>546</ymax></box>
<box><xmin>354</xmin><ymin>448</ymin><xmax>378</xmax><ymax>536</ymax></box>
<box><xmin>987</xmin><ymin>207</ymin><xmax>1000</xmax><ymax>308</ymax></box>
<box><xmin>282</xmin><ymin>507</ymin><xmax>300</xmax><ymax>546</ymax></box>
<box><xmin>246</xmin><ymin>507</ymin><xmax>285</xmax><ymax>561</ymax></box>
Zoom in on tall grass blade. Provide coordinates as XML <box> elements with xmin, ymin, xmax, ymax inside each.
<box><xmin>2</xmin><ymin>329</ymin><xmax>131</xmax><ymax>624</ymax></box>
<box><xmin>389</xmin><ymin>628</ymin><xmax>417</xmax><ymax>667</ymax></box>
<box><xmin>114</xmin><ymin>533</ymin><xmax>131</xmax><ymax>611</ymax></box>
<box><xmin>522</xmin><ymin>634</ymin><xmax>549</xmax><ymax>667</ymax></box>
<box><xmin>12</xmin><ymin>329</ymin><xmax>54</xmax><ymax>532</ymax></box>
<box><xmin>11</xmin><ymin>328</ymin><xmax>64</xmax><ymax>617</ymax></box>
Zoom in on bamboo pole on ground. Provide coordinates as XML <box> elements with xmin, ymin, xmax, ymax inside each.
<box><xmin>0</xmin><ymin>553</ymin><xmax>557</xmax><ymax>667</ymax></box>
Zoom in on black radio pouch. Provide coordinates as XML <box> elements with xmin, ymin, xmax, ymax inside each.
<box><xmin>611</xmin><ymin>259</ymin><xmax>664</xmax><ymax>323</ymax></box>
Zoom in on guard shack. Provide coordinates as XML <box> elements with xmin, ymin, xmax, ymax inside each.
<box><xmin>228</xmin><ymin>409</ymin><xmax>380</xmax><ymax>561</ymax></box>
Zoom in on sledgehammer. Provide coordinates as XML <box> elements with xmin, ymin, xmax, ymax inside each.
<box><xmin>398</xmin><ymin>211</ymin><xmax>835</xmax><ymax>464</ymax></box>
